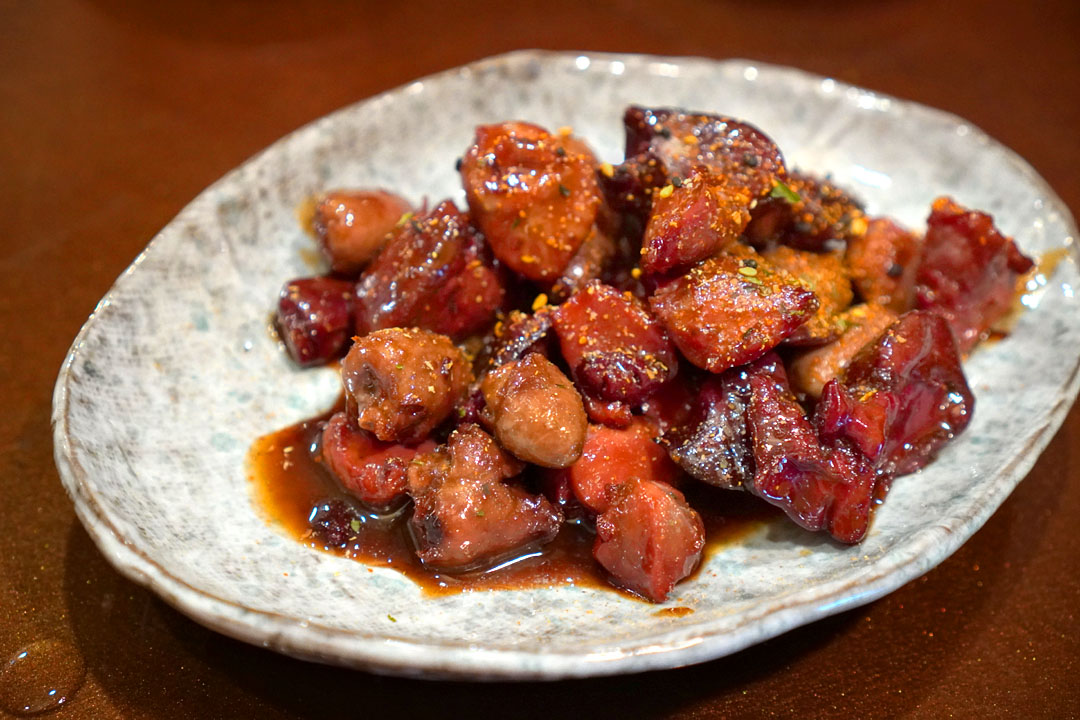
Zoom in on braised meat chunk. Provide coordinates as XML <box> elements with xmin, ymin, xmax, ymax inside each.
<box><xmin>663</xmin><ymin>369</ymin><xmax>755</xmax><ymax>491</ymax></box>
<box><xmin>342</xmin><ymin>328</ymin><xmax>473</xmax><ymax>443</ymax></box>
<box><xmin>649</xmin><ymin>249</ymin><xmax>818</xmax><ymax>373</ymax></box>
<box><xmin>789</xmin><ymin>303</ymin><xmax>898</xmax><ymax>398</ymax></box>
<box><xmin>275</xmin><ymin>276</ymin><xmax>355</xmax><ymax>367</ymax></box>
<box><xmin>593</xmin><ymin>478</ymin><xmax>705</xmax><ymax>602</ymax></box>
<box><xmin>816</xmin><ymin>310</ymin><xmax>974</xmax><ymax>475</ymax></box>
<box><xmin>915</xmin><ymin>197</ymin><xmax>1034</xmax><ymax>352</ymax></box>
<box><xmin>553</xmin><ymin>281</ymin><xmax>678</xmax><ymax>408</ymax></box>
<box><xmin>744</xmin><ymin>354</ymin><xmax>878</xmax><ymax>543</ymax></box>
<box><xmin>407</xmin><ymin>424</ymin><xmax>561</xmax><ymax>571</ymax></box>
<box><xmin>622</xmin><ymin>106</ymin><xmax>786</xmax><ymax>199</ymax></box>
<box><xmin>640</xmin><ymin>167</ymin><xmax>752</xmax><ymax>275</ymax></box>
<box><xmin>461</xmin><ymin>122</ymin><xmax>602</xmax><ymax>282</ymax></box>
<box><xmin>320</xmin><ymin>411</ymin><xmax>436</xmax><ymax>510</ymax></box>
<box><xmin>845</xmin><ymin>217</ymin><xmax>923</xmax><ymax>312</ymax></box>
<box><xmin>744</xmin><ymin>171</ymin><xmax>865</xmax><ymax>251</ymax></box>
<box><xmin>480</xmin><ymin>352</ymin><xmax>587</xmax><ymax>469</ymax></box>
<box><xmin>558</xmin><ymin>418</ymin><xmax>682</xmax><ymax>514</ymax></box>
<box><xmin>354</xmin><ymin>200</ymin><xmax>504</xmax><ymax>340</ymax></box>
<box><xmin>761</xmin><ymin>245</ymin><xmax>853</xmax><ymax>345</ymax></box>
<box><xmin>313</xmin><ymin>190</ymin><xmax>411</xmax><ymax>275</ymax></box>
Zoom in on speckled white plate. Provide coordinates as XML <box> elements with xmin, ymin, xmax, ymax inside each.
<box><xmin>52</xmin><ymin>51</ymin><xmax>1080</xmax><ymax>680</ymax></box>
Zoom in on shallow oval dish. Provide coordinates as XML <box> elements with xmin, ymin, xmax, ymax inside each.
<box><xmin>52</xmin><ymin>51</ymin><xmax>1080</xmax><ymax>680</ymax></box>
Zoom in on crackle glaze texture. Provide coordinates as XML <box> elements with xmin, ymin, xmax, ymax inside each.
<box><xmin>52</xmin><ymin>51</ymin><xmax>1080</xmax><ymax>680</ymax></box>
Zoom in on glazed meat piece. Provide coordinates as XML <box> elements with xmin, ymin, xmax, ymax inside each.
<box><xmin>744</xmin><ymin>354</ymin><xmax>878</xmax><ymax>544</ymax></box>
<box><xmin>593</xmin><ymin>477</ymin><xmax>705</xmax><ymax>602</ymax></box>
<box><xmin>275</xmin><ymin>276</ymin><xmax>355</xmax><ymax>367</ymax></box>
<box><xmin>557</xmin><ymin>418</ymin><xmax>682</xmax><ymax>514</ymax></box>
<box><xmin>342</xmin><ymin>328</ymin><xmax>473</xmax><ymax>443</ymax></box>
<box><xmin>480</xmin><ymin>353</ymin><xmax>587</xmax><ymax>468</ymax></box>
<box><xmin>663</xmin><ymin>369</ymin><xmax>755</xmax><ymax>491</ymax></box>
<box><xmin>553</xmin><ymin>281</ymin><xmax>678</xmax><ymax>407</ymax></box>
<box><xmin>313</xmin><ymin>190</ymin><xmax>411</xmax><ymax>275</ymax></box>
<box><xmin>640</xmin><ymin>167</ymin><xmax>753</xmax><ymax>275</ymax></box>
<box><xmin>407</xmin><ymin>424</ymin><xmax>562</xmax><ymax>571</ymax></box>
<box><xmin>761</xmin><ymin>245</ymin><xmax>854</xmax><ymax>345</ymax></box>
<box><xmin>622</xmin><ymin>106</ymin><xmax>786</xmax><ymax>198</ymax></box>
<box><xmin>743</xmin><ymin>171</ymin><xmax>866</xmax><ymax>251</ymax></box>
<box><xmin>845</xmin><ymin>217</ymin><xmax>923</xmax><ymax>312</ymax></box>
<box><xmin>354</xmin><ymin>200</ymin><xmax>504</xmax><ymax>340</ymax></box>
<box><xmin>816</xmin><ymin>310</ymin><xmax>974</xmax><ymax>475</ymax></box>
<box><xmin>639</xmin><ymin>373</ymin><xmax>699</xmax><ymax>435</ymax></box>
<box><xmin>582</xmin><ymin>396</ymin><xmax>634</xmax><ymax>429</ymax></box>
<box><xmin>789</xmin><ymin>303</ymin><xmax>898</xmax><ymax>398</ymax></box>
<box><xmin>914</xmin><ymin>197</ymin><xmax>1034</xmax><ymax>352</ymax></box>
<box><xmin>320</xmin><ymin>411</ymin><xmax>436</xmax><ymax>510</ymax></box>
<box><xmin>649</xmin><ymin>248</ymin><xmax>818</xmax><ymax>373</ymax></box>
<box><xmin>461</xmin><ymin>122</ymin><xmax>602</xmax><ymax>282</ymax></box>
<box><xmin>485</xmin><ymin>307</ymin><xmax>554</xmax><ymax>371</ymax></box>
<box><xmin>548</xmin><ymin>226</ymin><xmax>617</xmax><ymax>302</ymax></box>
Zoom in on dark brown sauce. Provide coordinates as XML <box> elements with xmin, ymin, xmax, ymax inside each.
<box><xmin>248</xmin><ymin>402</ymin><xmax>777</xmax><ymax>598</ymax></box>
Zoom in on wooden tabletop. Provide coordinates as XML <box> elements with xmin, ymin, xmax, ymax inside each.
<box><xmin>3</xmin><ymin>1</ymin><xmax>1078</xmax><ymax>717</ymax></box>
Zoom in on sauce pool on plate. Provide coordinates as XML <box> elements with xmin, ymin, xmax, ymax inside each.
<box><xmin>247</xmin><ymin>402</ymin><xmax>777</xmax><ymax>599</ymax></box>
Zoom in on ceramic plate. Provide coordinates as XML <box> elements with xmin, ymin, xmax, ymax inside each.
<box><xmin>52</xmin><ymin>51</ymin><xmax>1080</xmax><ymax>680</ymax></box>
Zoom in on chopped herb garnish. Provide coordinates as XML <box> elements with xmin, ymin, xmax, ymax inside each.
<box><xmin>457</xmin><ymin>407</ymin><xmax>467</xmax><ymax>418</ymax></box>
<box><xmin>387</xmin><ymin>614</ymin><xmax>397</xmax><ymax>622</ymax></box>
<box><xmin>743</xmin><ymin>258</ymin><xmax>758</xmax><ymax>269</ymax></box>
<box><xmin>558</xmin><ymin>184</ymin><xmax>571</xmax><ymax>197</ymax></box>
<box><xmin>395</xmin><ymin>211</ymin><xmax>414</xmax><ymax>227</ymax></box>
<box><xmin>349</xmin><ymin>518</ymin><xmax>361</xmax><ymax>533</ymax></box>
<box><xmin>769</xmin><ymin>180</ymin><xmax>801</xmax><ymax>203</ymax></box>
<box><xmin>396</xmin><ymin>364</ymin><xmax>404</xmax><ymax>370</ymax></box>
<box><xmin>671</xmin><ymin>176</ymin><xmax>683</xmax><ymax>188</ymax></box>
<box><xmin>512</xmin><ymin>216</ymin><xmax>523</xmax><ymax>229</ymax></box>
<box><xmin>475</xmin><ymin>509</ymin><xmax>485</xmax><ymax>517</ymax></box>
<box><xmin>743</xmin><ymin>154</ymin><xmax>760</xmax><ymax>168</ymax></box>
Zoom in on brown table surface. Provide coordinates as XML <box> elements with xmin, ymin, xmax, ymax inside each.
<box><xmin>3</xmin><ymin>0</ymin><xmax>1079</xmax><ymax>717</ymax></box>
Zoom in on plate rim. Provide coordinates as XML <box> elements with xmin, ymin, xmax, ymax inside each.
<box><xmin>51</xmin><ymin>49</ymin><xmax>1080</xmax><ymax>680</ymax></box>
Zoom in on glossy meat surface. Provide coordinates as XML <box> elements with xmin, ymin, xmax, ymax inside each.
<box><xmin>622</xmin><ymin>106</ymin><xmax>786</xmax><ymax>198</ymax></box>
<box><xmin>275</xmin><ymin>276</ymin><xmax>355</xmax><ymax>367</ymax></box>
<box><xmin>663</xmin><ymin>369</ymin><xmax>755</xmax><ymax>491</ymax></box>
<box><xmin>640</xmin><ymin>168</ymin><xmax>752</xmax><ymax>275</ymax></box>
<box><xmin>461</xmin><ymin>122</ymin><xmax>601</xmax><ymax>282</ymax></box>
<box><xmin>560</xmin><ymin>418</ymin><xmax>681</xmax><ymax>514</ymax></box>
<box><xmin>484</xmin><ymin>307</ymin><xmax>554</xmax><ymax>370</ymax></box>
<box><xmin>816</xmin><ymin>310</ymin><xmax>975</xmax><ymax>475</ymax></box>
<box><xmin>553</xmin><ymin>282</ymin><xmax>678</xmax><ymax>406</ymax></box>
<box><xmin>354</xmin><ymin>200</ymin><xmax>504</xmax><ymax>340</ymax></box>
<box><xmin>593</xmin><ymin>478</ymin><xmax>705</xmax><ymax>602</ymax></box>
<box><xmin>789</xmin><ymin>303</ymin><xmax>898</xmax><ymax>398</ymax></box>
<box><xmin>342</xmin><ymin>328</ymin><xmax>473</xmax><ymax>443</ymax></box>
<box><xmin>744</xmin><ymin>354</ymin><xmax>878</xmax><ymax>543</ymax></box>
<box><xmin>846</xmin><ymin>217</ymin><xmax>923</xmax><ymax>312</ymax></box>
<box><xmin>480</xmin><ymin>353</ymin><xmax>587</xmax><ymax>468</ymax></box>
<box><xmin>320</xmin><ymin>411</ymin><xmax>436</xmax><ymax>510</ymax></box>
<box><xmin>761</xmin><ymin>245</ymin><xmax>853</xmax><ymax>345</ymax></box>
<box><xmin>406</xmin><ymin>425</ymin><xmax>561</xmax><ymax>571</ymax></box>
<box><xmin>915</xmin><ymin>197</ymin><xmax>1034</xmax><ymax>351</ymax></box>
<box><xmin>313</xmin><ymin>190</ymin><xmax>411</xmax><ymax>275</ymax></box>
<box><xmin>548</xmin><ymin>225</ymin><xmax>617</xmax><ymax>302</ymax></box>
<box><xmin>744</xmin><ymin>171</ymin><xmax>865</xmax><ymax>251</ymax></box>
<box><xmin>649</xmin><ymin>249</ymin><xmax>818</xmax><ymax>373</ymax></box>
